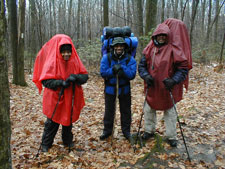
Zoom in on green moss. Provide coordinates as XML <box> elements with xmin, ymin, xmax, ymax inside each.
<box><xmin>136</xmin><ymin>133</ymin><xmax>165</xmax><ymax>167</ymax></box>
<box><xmin>151</xmin><ymin>134</ymin><xmax>165</xmax><ymax>153</ymax></box>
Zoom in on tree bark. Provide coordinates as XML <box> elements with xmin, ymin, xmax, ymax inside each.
<box><xmin>145</xmin><ymin>0</ymin><xmax>157</xmax><ymax>35</ymax></box>
<box><xmin>136</xmin><ymin>0</ymin><xmax>143</xmax><ymax>36</ymax></box>
<box><xmin>214</xmin><ymin>0</ymin><xmax>219</xmax><ymax>43</ymax></box>
<box><xmin>0</xmin><ymin>0</ymin><xmax>12</xmax><ymax>168</ymax></box>
<box><xmin>171</xmin><ymin>0</ymin><xmax>179</xmax><ymax>18</ymax></box>
<box><xmin>76</xmin><ymin>0</ymin><xmax>81</xmax><ymax>48</ymax></box>
<box><xmin>189</xmin><ymin>0</ymin><xmax>199</xmax><ymax>46</ymax></box>
<box><xmin>219</xmin><ymin>32</ymin><xmax>225</xmax><ymax>64</ymax></box>
<box><xmin>67</xmin><ymin>0</ymin><xmax>73</xmax><ymax>36</ymax></box>
<box><xmin>161</xmin><ymin>0</ymin><xmax>165</xmax><ymax>23</ymax></box>
<box><xmin>205</xmin><ymin>0</ymin><xmax>224</xmax><ymax>46</ymax></box>
<box><xmin>166</xmin><ymin>0</ymin><xmax>170</xmax><ymax>18</ymax></box>
<box><xmin>103</xmin><ymin>0</ymin><xmax>108</xmax><ymax>26</ymax></box>
<box><xmin>201</xmin><ymin>0</ymin><xmax>206</xmax><ymax>38</ymax></box>
<box><xmin>87</xmin><ymin>1</ymin><xmax>92</xmax><ymax>41</ymax></box>
<box><xmin>8</xmin><ymin>0</ymin><xmax>18</xmax><ymax>84</ymax></box>
<box><xmin>181</xmin><ymin>0</ymin><xmax>188</xmax><ymax>21</ymax></box>
<box><xmin>52</xmin><ymin>0</ymin><xmax>56</xmax><ymax>35</ymax></box>
<box><xmin>206</xmin><ymin>0</ymin><xmax>212</xmax><ymax>44</ymax></box>
<box><xmin>17</xmin><ymin>0</ymin><xmax>27</xmax><ymax>86</ymax></box>
<box><xmin>127</xmin><ymin>0</ymin><xmax>131</xmax><ymax>26</ymax></box>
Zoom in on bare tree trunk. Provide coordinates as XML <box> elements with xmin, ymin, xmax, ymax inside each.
<box><xmin>115</xmin><ymin>0</ymin><xmax>120</xmax><ymax>25</ymax></box>
<box><xmin>87</xmin><ymin>1</ymin><xmax>92</xmax><ymax>41</ymax></box>
<box><xmin>122</xmin><ymin>0</ymin><xmax>126</xmax><ymax>25</ymax></box>
<box><xmin>145</xmin><ymin>0</ymin><xmax>157</xmax><ymax>35</ymax></box>
<box><xmin>77</xmin><ymin>0</ymin><xmax>81</xmax><ymax>48</ymax></box>
<box><xmin>0</xmin><ymin>0</ymin><xmax>12</xmax><ymax>168</ymax></box>
<box><xmin>189</xmin><ymin>0</ymin><xmax>199</xmax><ymax>46</ymax></box>
<box><xmin>29</xmin><ymin>0</ymin><xmax>37</xmax><ymax>74</ymax></box>
<box><xmin>201</xmin><ymin>0</ymin><xmax>206</xmax><ymax>39</ymax></box>
<box><xmin>8</xmin><ymin>0</ymin><xmax>18</xmax><ymax>84</ymax></box>
<box><xmin>205</xmin><ymin>0</ymin><xmax>224</xmax><ymax>45</ymax></box>
<box><xmin>161</xmin><ymin>0</ymin><xmax>165</xmax><ymax>23</ymax></box>
<box><xmin>214</xmin><ymin>0</ymin><xmax>219</xmax><ymax>43</ymax></box>
<box><xmin>181</xmin><ymin>0</ymin><xmax>188</xmax><ymax>21</ymax></box>
<box><xmin>49</xmin><ymin>0</ymin><xmax>52</xmax><ymax>37</ymax></box>
<box><xmin>206</xmin><ymin>0</ymin><xmax>212</xmax><ymax>45</ymax></box>
<box><xmin>17</xmin><ymin>0</ymin><xmax>27</xmax><ymax>86</ymax></box>
<box><xmin>171</xmin><ymin>0</ymin><xmax>179</xmax><ymax>18</ymax></box>
<box><xmin>67</xmin><ymin>0</ymin><xmax>72</xmax><ymax>36</ymax></box>
<box><xmin>219</xmin><ymin>32</ymin><xmax>225</xmax><ymax>64</ymax></box>
<box><xmin>136</xmin><ymin>0</ymin><xmax>143</xmax><ymax>36</ymax></box>
<box><xmin>81</xmin><ymin>12</ymin><xmax>85</xmax><ymax>42</ymax></box>
<box><xmin>127</xmin><ymin>0</ymin><xmax>131</xmax><ymax>26</ymax></box>
<box><xmin>103</xmin><ymin>0</ymin><xmax>109</xmax><ymax>26</ymax></box>
<box><xmin>131</xmin><ymin>0</ymin><xmax>137</xmax><ymax>31</ymax></box>
<box><xmin>36</xmin><ymin>1</ymin><xmax>44</xmax><ymax>47</ymax></box>
<box><xmin>166</xmin><ymin>0</ymin><xmax>170</xmax><ymax>18</ymax></box>
<box><xmin>52</xmin><ymin>0</ymin><xmax>56</xmax><ymax>34</ymax></box>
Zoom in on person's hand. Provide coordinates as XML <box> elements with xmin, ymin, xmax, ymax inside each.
<box><xmin>163</xmin><ymin>78</ymin><xmax>176</xmax><ymax>91</ymax></box>
<box><xmin>66</xmin><ymin>74</ymin><xmax>77</xmax><ymax>83</ymax></box>
<box><xmin>113</xmin><ymin>64</ymin><xmax>122</xmax><ymax>74</ymax></box>
<box><xmin>117</xmin><ymin>69</ymin><xmax>125</xmax><ymax>78</ymax></box>
<box><xmin>144</xmin><ymin>75</ymin><xmax>154</xmax><ymax>87</ymax></box>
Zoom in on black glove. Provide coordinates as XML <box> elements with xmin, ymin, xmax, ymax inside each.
<box><xmin>112</xmin><ymin>64</ymin><xmax>122</xmax><ymax>74</ymax></box>
<box><xmin>163</xmin><ymin>78</ymin><xmax>176</xmax><ymax>91</ymax></box>
<box><xmin>42</xmin><ymin>79</ymin><xmax>70</xmax><ymax>90</ymax></box>
<box><xmin>66</xmin><ymin>74</ymin><xmax>77</xmax><ymax>83</ymax></box>
<box><xmin>117</xmin><ymin>69</ymin><xmax>125</xmax><ymax>78</ymax></box>
<box><xmin>144</xmin><ymin>75</ymin><xmax>154</xmax><ymax>87</ymax></box>
<box><xmin>62</xmin><ymin>80</ymin><xmax>70</xmax><ymax>88</ymax></box>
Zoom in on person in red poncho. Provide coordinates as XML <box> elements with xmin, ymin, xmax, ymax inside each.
<box><xmin>33</xmin><ymin>34</ymin><xmax>88</xmax><ymax>152</ymax></box>
<box><xmin>138</xmin><ymin>18</ymin><xmax>192</xmax><ymax>147</ymax></box>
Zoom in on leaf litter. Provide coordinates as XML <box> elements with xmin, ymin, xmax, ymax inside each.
<box><xmin>9</xmin><ymin>63</ymin><xmax>225</xmax><ymax>168</ymax></box>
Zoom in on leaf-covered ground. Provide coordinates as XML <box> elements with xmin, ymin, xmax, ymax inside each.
<box><xmin>10</xmin><ymin>63</ymin><xmax>225</xmax><ymax>169</ymax></box>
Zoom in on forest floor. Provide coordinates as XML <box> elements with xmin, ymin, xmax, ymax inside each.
<box><xmin>10</xmin><ymin>63</ymin><xmax>225</xmax><ymax>169</ymax></box>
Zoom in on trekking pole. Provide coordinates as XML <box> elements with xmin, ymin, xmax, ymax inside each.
<box><xmin>169</xmin><ymin>91</ymin><xmax>191</xmax><ymax>162</ymax></box>
<box><xmin>134</xmin><ymin>87</ymin><xmax>149</xmax><ymax>152</ymax></box>
<box><xmin>69</xmin><ymin>82</ymin><xmax>75</xmax><ymax>153</ymax></box>
<box><xmin>35</xmin><ymin>87</ymin><xmax>64</xmax><ymax>158</ymax></box>
<box><xmin>111</xmin><ymin>75</ymin><xmax>119</xmax><ymax>146</ymax></box>
<box><xmin>51</xmin><ymin>87</ymin><xmax>65</xmax><ymax>120</ymax></box>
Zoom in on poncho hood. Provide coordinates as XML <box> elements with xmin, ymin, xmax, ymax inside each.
<box><xmin>33</xmin><ymin>34</ymin><xmax>87</xmax><ymax>126</ymax></box>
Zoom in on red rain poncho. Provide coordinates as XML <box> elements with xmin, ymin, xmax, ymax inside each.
<box><xmin>143</xmin><ymin>19</ymin><xmax>192</xmax><ymax>110</ymax></box>
<box><xmin>33</xmin><ymin>34</ymin><xmax>87</xmax><ymax>126</ymax></box>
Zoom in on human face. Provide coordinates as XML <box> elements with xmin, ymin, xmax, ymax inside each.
<box><xmin>114</xmin><ymin>44</ymin><xmax>125</xmax><ymax>56</ymax></box>
<box><xmin>156</xmin><ymin>35</ymin><xmax>167</xmax><ymax>44</ymax></box>
<box><xmin>61</xmin><ymin>50</ymin><xmax>72</xmax><ymax>61</ymax></box>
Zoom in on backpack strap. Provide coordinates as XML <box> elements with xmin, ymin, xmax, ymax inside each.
<box><xmin>107</xmin><ymin>53</ymin><xmax>111</xmax><ymax>66</ymax></box>
<box><xmin>127</xmin><ymin>37</ymin><xmax>132</xmax><ymax>55</ymax></box>
<box><xmin>126</xmin><ymin>54</ymin><xmax>131</xmax><ymax>65</ymax></box>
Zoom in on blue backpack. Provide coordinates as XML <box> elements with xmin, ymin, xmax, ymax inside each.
<box><xmin>101</xmin><ymin>26</ymin><xmax>138</xmax><ymax>65</ymax></box>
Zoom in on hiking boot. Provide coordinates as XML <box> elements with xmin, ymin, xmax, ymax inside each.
<box><xmin>125</xmin><ymin>134</ymin><xmax>134</xmax><ymax>144</ymax></box>
<box><xmin>41</xmin><ymin>145</ymin><xmax>49</xmax><ymax>152</ymax></box>
<box><xmin>100</xmin><ymin>133</ymin><xmax>111</xmax><ymax>140</ymax></box>
<box><xmin>124</xmin><ymin>133</ymin><xmax>131</xmax><ymax>140</ymax></box>
<box><xmin>142</xmin><ymin>132</ymin><xmax>154</xmax><ymax>140</ymax></box>
<box><xmin>64</xmin><ymin>142</ymin><xmax>74</xmax><ymax>148</ymax></box>
<box><xmin>167</xmin><ymin>139</ymin><xmax>177</xmax><ymax>147</ymax></box>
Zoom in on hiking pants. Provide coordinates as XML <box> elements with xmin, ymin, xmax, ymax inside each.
<box><xmin>103</xmin><ymin>93</ymin><xmax>131</xmax><ymax>137</ymax></box>
<box><xmin>41</xmin><ymin>118</ymin><xmax>73</xmax><ymax>147</ymax></box>
<box><xmin>144</xmin><ymin>102</ymin><xmax>177</xmax><ymax>140</ymax></box>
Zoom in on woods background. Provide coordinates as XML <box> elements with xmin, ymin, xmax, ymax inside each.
<box><xmin>0</xmin><ymin>0</ymin><xmax>225</xmax><ymax>168</ymax></box>
<box><xmin>3</xmin><ymin>0</ymin><xmax>225</xmax><ymax>82</ymax></box>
